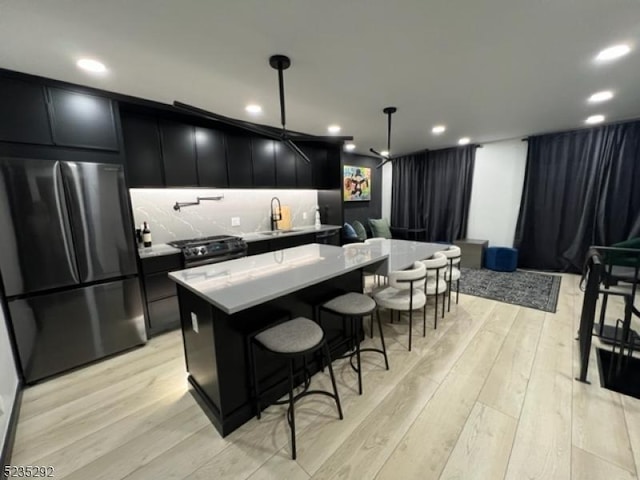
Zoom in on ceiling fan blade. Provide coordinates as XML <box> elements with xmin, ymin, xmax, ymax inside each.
<box><xmin>284</xmin><ymin>139</ymin><xmax>311</xmax><ymax>164</ymax></box>
<box><xmin>292</xmin><ymin>135</ymin><xmax>354</xmax><ymax>143</ymax></box>
<box><xmin>173</xmin><ymin>101</ymin><xmax>281</xmax><ymax>140</ymax></box>
<box><xmin>375</xmin><ymin>158</ymin><xmax>393</xmax><ymax>169</ymax></box>
<box><xmin>369</xmin><ymin>148</ymin><xmax>386</xmax><ymax>158</ymax></box>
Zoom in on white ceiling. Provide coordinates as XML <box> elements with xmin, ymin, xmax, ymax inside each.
<box><xmin>1</xmin><ymin>0</ymin><xmax>640</xmax><ymax>155</ymax></box>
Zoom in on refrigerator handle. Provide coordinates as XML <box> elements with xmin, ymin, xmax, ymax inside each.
<box><xmin>54</xmin><ymin>162</ymin><xmax>80</xmax><ymax>284</ymax></box>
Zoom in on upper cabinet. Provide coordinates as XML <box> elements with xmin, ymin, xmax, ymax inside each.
<box><xmin>121</xmin><ymin>113</ymin><xmax>164</xmax><ymax>187</ymax></box>
<box><xmin>251</xmin><ymin>137</ymin><xmax>276</xmax><ymax>187</ymax></box>
<box><xmin>159</xmin><ymin>120</ymin><xmax>197</xmax><ymax>187</ymax></box>
<box><xmin>48</xmin><ymin>87</ymin><xmax>119</xmax><ymax>150</ymax></box>
<box><xmin>0</xmin><ymin>77</ymin><xmax>53</xmax><ymax>145</ymax></box>
<box><xmin>296</xmin><ymin>145</ymin><xmax>314</xmax><ymax>189</ymax></box>
<box><xmin>195</xmin><ymin>127</ymin><xmax>228</xmax><ymax>187</ymax></box>
<box><xmin>226</xmin><ymin>134</ymin><xmax>253</xmax><ymax>187</ymax></box>
<box><xmin>275</xmin><ymin>141</ymin><xmax>296</xmax><ymax>188</ymax></box>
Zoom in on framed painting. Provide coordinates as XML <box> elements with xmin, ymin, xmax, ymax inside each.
<box><xmin>343</xmin><ymin>165</ymin><xmax>371</xmax><ymax>201</ymax></box>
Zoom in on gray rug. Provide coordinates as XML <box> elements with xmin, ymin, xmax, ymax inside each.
<box><xmin>458</xmin><ymin>268</ymin><xmax>561</xmax><ymax>313</ymax></box>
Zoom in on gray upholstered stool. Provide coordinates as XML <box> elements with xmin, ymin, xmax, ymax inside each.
<box><xmin>319</xmin><ymin>292</ymin><xmax>389</xmax><ymax>395</ymax></box>
<box><xmin>249</xmin><ymin>317</ymin><xmax>343</xmax><ymax>460</ymax></box>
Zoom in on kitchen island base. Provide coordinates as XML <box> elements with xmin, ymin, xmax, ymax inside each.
<box><xmin>177</xmin><ymin>267</ymin><xmax>369</xmax><ymax>436</ymax></box>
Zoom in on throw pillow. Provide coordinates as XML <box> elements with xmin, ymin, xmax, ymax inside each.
<box><xmin>352</xmin><ymin>220</ymin><xmax>368</xmax><ymax>241</ymax></box>
<box><xmin>368</xmin><ymin>218</ymin><xmax>392</xmax><ymax>239</ymax></box>
<box><xmin>343</xmin><ymin>222</ymin><xmax>358</xmax><ymax>239</ymax></box>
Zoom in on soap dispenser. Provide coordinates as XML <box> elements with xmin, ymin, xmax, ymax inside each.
<box><xmin>314</xmin><ymin>206</ymin><xmax>322</xmax><ymax>229</ymax></box>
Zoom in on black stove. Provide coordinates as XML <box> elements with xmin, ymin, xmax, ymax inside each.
<box><xmin>168</xmin><ymin>235</ymin><xmax>247</xmax><ymax>267</ymax></box>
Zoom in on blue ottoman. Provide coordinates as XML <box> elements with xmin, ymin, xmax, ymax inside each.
<box><xmin>485</xmin><ymin>247</ymin><xmax>518</xmax><ymax>272</ymax></box>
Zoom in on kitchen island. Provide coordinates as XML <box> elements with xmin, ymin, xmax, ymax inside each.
<box><xmin>169</xmin><ymin>240</ymin><xmax>444</xmax><ymax>435</ymax></box>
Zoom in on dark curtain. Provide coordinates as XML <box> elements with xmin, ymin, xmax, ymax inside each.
<box><xmin>391</xmin><ymin>146</ymin><xmax>476</xmax><ymax>242</ymax></box>
<box><xmin>515</xmin><ymin>121</ymin><xmax>640</xmax><ymax>272</ymax></box>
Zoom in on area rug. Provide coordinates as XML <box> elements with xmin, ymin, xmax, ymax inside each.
<box><xmin>458</xmin><ymin>268</ymin><xmax>561</xmax><ymax>313</ymax></box>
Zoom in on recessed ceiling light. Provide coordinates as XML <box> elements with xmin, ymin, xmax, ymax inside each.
<box><xmin>76</xmin><ymin>58</ymin><xmax>106</xmax><ymax>73</ymax></box>
<box><xmin>245</xmin><ymin>104</ymin><xmax>262</xmax><ymax>114</ymax></box>
<box><xmin>588</xmin><ymin>90</ymin><xmax>614</xmax><ymax>103</ymax></box>
<box><xmin>432</xmin><ymin>125</ymin><xmax>446</xmax><ymax>134</ymax></box>
<box><xmin>344</xmin><ymin>143</ymin><xmax>356</xmax><ymax>151</ymax></box>
<box><xmin>380</xmin><ymin>150</ymin><xmax>389</xmax><ymax>157</ymax></box>
<box><xmin>596</xmin><ymin>44</ymin><xmax>631</xmax><ymax>61</ymax></box>
<box><xmin>458</xmin><ymin>137</ymin><xmax>470</xmax><ymax>145</ymax></box>
<box><xmin>328</xmin><ymin>125</ymin><xmax>341</xmax><ymax>134</ymax></box>
<box><xmin>585</xmin><ymin>114</ymin><xmax>605</xmax><ymax>125</ymax></box>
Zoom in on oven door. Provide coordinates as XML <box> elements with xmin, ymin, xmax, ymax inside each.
<box><xmin>184</xmin><ymin>250</ymin><xmax>247</xmax><ymax>268</ymax></box>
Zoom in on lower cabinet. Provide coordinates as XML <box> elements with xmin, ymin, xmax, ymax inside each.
<box><xmin>140</xmin><ymin>253</ymin><xmax>183</xmax><ymax>336</ymax></box>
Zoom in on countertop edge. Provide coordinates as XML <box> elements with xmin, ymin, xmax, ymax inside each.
<box><xmin>168</xmin><ymin>249</ymin><xmax>387</xmax><ymax>315</ymax></box>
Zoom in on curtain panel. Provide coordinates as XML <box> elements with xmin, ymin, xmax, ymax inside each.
<box><xmin>391</xmin><ymin>145</ymin><xmax>476</xmax><ymax>242</ymax></box>
<box><xmin>515</xmin><ymin>120</ymin><xmax>640</xmax><ymax>272</ymax></box>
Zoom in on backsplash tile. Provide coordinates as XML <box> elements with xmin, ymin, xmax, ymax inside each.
<box><xmin>130</xmin><ymin>188</ymin><xmax>318</xmax><ymax>243</ymax></box>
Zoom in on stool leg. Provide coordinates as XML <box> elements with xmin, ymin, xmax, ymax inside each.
<box><xmin>376</xmin><ymin>309</ymin><xmax>389</xmax><ymax>370</ymax></box>
<box><xmin>370</xmin><ymin>315</ymin><xmax>374</xmax><ymax>339</ymax></box>
<box><xmin>323</xmin><ymin>342</ymin><xmax>344</xmax><ymax>420</ymax></box>
<box><xmin>409</xmin><ymin>309</ymin><xmax>413</xmax><ymax>352</ymax></box>
<box><xmin>355</xmin><ymin>318</ymin><xmax>363</xmax><ymax>395</ymax></box>
<box><xmin>447</xmin><ymin>280</ymin><xmax>452</xmax><ymax>312</ymax></box>
<box><xmin>423</xmin><ymin>301</ymin><xmax>427</xmax><ymax>337</ymax></box>
<box><xmin>249</xmin><ymin>341</ymin><xmax>261</xmax><ymax>420</ymax></box>
<box><xmin>442</xmin><ymin>290</ymin><xmax>446</xmax><ymax>319</ymax></box>
<box><xmin>456</xmin><ymin>278</ymin><xmax>460</xmax><ymax>304</ymax></box>
<box><xmin>288</xmin><ymin>359</ymin><xmax>297</xmax><ymax>460</ymax></box>
<box><xmin>598</xmin><ymin>294</ymin><xmax>609</xmax><ymax>336</ymax></box>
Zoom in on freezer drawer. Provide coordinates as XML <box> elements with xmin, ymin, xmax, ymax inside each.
<box><xmin>9</xmin><ymin>278</ymin><xmax>146</xmax><ymax>383</ymax></box>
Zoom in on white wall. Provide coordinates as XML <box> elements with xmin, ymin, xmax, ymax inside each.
<box><xmin>466</xmin><ymin>139</ymin><xmax>527</xmax><ymax>246</ymax></box>
<box><xmin>381</xmin><ymin>138</ymin><xmax>527</xmax><ymax>246</ymax></box>
<box><xmin>0</xmin><ymin>304</ymin><xmax>19</xmax><ymax>455</ymax></box>
<box><xmin>381</xmin><ymin>162</ymin><xmax>392</xmax><ymax>221</ymax></box>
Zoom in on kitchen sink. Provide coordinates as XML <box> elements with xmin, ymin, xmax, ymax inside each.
<box><xmin>259</xmin><ymin>229</ymin><xmax>297</xmax><ymax>236</ymax></box>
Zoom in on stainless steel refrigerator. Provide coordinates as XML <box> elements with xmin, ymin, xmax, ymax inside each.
<box><xmin>0</xmin><ymin>157</ymin><xmax>146</xmax><ymax>383</ymax></box>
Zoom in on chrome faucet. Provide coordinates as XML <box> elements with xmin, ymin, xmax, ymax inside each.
<box><xmin>270</xmin><ymin>197</ymin><xmax>282</xmax><ymax>231</ymax></box>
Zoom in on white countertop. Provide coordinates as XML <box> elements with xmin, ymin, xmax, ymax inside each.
<box><xmin>138</xmin><ymin>243</ymin><xmax>181</xmax><ymax>259</ymax></box>
<box><xmin>168</xmin><ymin>239</ymin><xmax>446</xmax><ymax>314</ymax></box>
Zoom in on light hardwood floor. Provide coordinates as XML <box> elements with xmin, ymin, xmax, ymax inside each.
<box><xmin>11</xmin><ymin>274</ymin><xmax>640</xmax><ymax>480</ymax></box>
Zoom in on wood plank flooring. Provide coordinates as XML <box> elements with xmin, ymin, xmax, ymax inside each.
<box><xmin>11</xmin><ymin>274</ymin><xmax>640</xmax><ymax>480</ymax></box>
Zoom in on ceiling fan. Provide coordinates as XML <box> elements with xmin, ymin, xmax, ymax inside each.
<box><xmin>370</xmin><ymin>106</ymin><xmax>399</xmax><ymax>169</ymax></box>
<box><xmin>174</xmin><ymin>55</ymin><xmax>353</xmax><ymax>164</ymax></box>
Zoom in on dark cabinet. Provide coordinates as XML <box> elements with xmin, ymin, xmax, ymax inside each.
<box><xmin>246</xmin><ymin>239</ymin><xmax>272</xmax><ymax>256</ymax></box>
<box><xmin>246</xmin><ymin>232</ymin><xmax>321</xmax><ymax>256</ymax></box>
<box><xmin>275</xmin><ymin>142</ymin><xmax>296</xmax><ymax>188</ymax></box>
<box><xmin>160</xmin><ymin>120</ymin><xmax>197</xmax><ymax>186</ymax></box>
<box><xmin>47</xmin><ymin>87</ymin><xmax>118</xmax><ymax>150</ymax></box>
<box><xmin>297</xmin><ymin>146</ymin><xmax>315</xmax><ymax>188</ymax></box>
<box><xmin>0</xmin><ymin>77</ymin><xmax>52</xmax><ymax>145</ymax></box>
<box><xmin>251</xmin><ymin>137</ymin><xmax>276</xmax><ymax>187</ymax></box>
<box><xmin>226</xmin><ymin>134</ymin><xmax>253</xmax><ymax>187</ymax></box>
<box><xmin>141</xmin><ymin>253</ymin><xmax>183</xmax><ymax>336</ymax></box>
<box><xmin>196</xmin><ymin>127</ymin><xmax>228</xmax><ymax>187</ymax></box>
<box><xmin>121</xmin><ymin>114</ymin><xmax>164</xmax><ymax>187</ymax></box>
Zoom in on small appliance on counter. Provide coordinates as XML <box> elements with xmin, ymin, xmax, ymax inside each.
<box><xmin>141</xmin><ymin>221</ymin><xmax>152</xmax><ymax>247</ymax></box>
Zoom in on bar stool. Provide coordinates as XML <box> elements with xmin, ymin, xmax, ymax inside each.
<box><xmin>373</xmin><ymin>262</ymin><xmax>427</xmax><ymax>351</ymax></box>
<box><xmin>440</xmin><ymin>246</ymin><xmax>461</xmax><ymax>311</ymax></box>
<box><xmin>421</xmin><ymin>252</ymin><xmax>448</xmax><ymax>330</ymax></box>
<box><xmin>365</xmin><ymin>237</ymin><xmax>388</xmax><ymax>286</ymax></box>
<box><xmin>319</xmin><ymin>292</ymin><xmax>389</xmax><ymax>395</ymax></box>
<box><xmin>249</xmin><ymin>317</ymin><xmax>343</xmax><ymax>459</ymax></box>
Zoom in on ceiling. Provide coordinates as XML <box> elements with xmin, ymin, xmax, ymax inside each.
<box><xmin>1</xmin><ymin>0</ymin><xmax>640</xmax><ymax>155</ymax></box>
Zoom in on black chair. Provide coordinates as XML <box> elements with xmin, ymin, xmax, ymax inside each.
<box><xmin>318</xmin><ymin>292</ymin><xmax>389</xmax><ymax>395</ymax></box>
<box><xmin>248</xmin><ymin>317</ymin><xmax>343</xmax><ymax>460</ymax></box>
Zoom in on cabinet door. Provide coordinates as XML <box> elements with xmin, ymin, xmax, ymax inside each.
<box><xmin>251</xmin><ymin>137</ymin><xmax>276</xmax><ymax>187</ymax></box>
<box><xmin>121</xmin><ymin>114</ymin><xmax>164</xmax><ymax>187</ymax></box>
<box><xmin>48</xmin><ymin>87</ymin><xmax>118</xmax><ymax>150</ymax></box>
<box><xmin>275</xmin><ymin>141</ymin><xmax>296</xmax><ymax>188</ymax></box>
<box><xmin>0</xmin><ymin>77</ymin><xmax>52</xmax><ymax>145</ymax></box>
<box><xmin>160</xmin><ymin>120</ymin><xmax>197</xmax><ymax>186</ymax></box>
<box><xmin>310</xmin><ymin>147</ymin><xmax>331</xmax><ymax>189</ymax></box>
<box><xmin>246</xmin><ymin>239</ymin><xmax>272</xmax><ymax>256</ymax></box>
<box><xmin>195</xmin><ymin>127</ymin><xmax>228</xmax><ymax>187</ymax></box>
<box><xmin>226</xmin><ymin>134</ymin><xmax>253</xmax><ymax>187</ymax></box>
<box><xmin>296</xmin><ymin>145</ymin><xmax>315</xmax><ymax>188</ymax></box>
